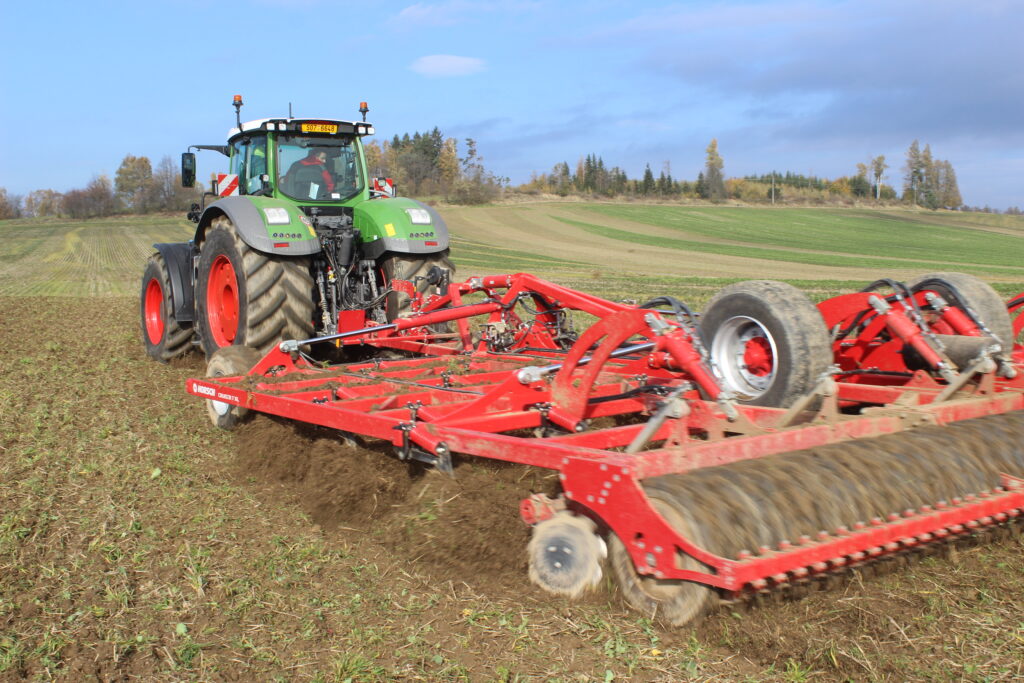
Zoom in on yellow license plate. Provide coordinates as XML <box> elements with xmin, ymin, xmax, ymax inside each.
<box><xmin>301</xmin><ymin>122</ymin><xmax>338</xmax><ymax>134</ymax></box>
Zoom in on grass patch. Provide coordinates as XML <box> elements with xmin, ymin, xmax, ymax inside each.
<box><xmin>554</xmin><ymin>214</ymin><xmax>1024</xmax><ymax>277</ymax></box>
<box><xmin>576</xmin><ymin>204</ymin><xmax>1024</xmax><ymax>268</ymax></box>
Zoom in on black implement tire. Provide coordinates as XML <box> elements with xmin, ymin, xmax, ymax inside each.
<box><xmin>908</xmin><ymin>272</ymin><xmax>1015</xmax><ymax>350</ymax></box>
<box><xmin>381</xmin><ymin>251</ymin><xmax>456</xmax><ymax>320</ymax></box>
<box><xmin>140</xmin><ymin>252</ymin><xmax>194</xmax><ymax>362</ymax></box>
<box><xmin>205</xmin><ymin>345</ymin><xmax>261</xmax><ymax>430</ymax></box>
<box><xmin>608</xmin><ymin>486</ymin><xmax>716</xmax><ymax>627</ymax></box>
<box><xmin>700</xmin><ymin>280</ymin><xmax>831</xmax><ymax>407</ymax></box>
<box><xmin>195</xmin><ymin>216</ymin><xmax>314</xmax><ymax>358</ymax></box>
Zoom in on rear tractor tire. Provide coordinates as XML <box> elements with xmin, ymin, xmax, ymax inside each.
<box><xmin>700</xmin><ymin>280</ymin><xmax>832</xmax><ymax>407</ymax></box>
<box><xmin>381</xmin><ymin>251</ymin><xmax>456</xmax><ymax>320</ymax></box>
<box><xmin>205</xmin><ymin>345</ymin><xmax>261</xmax><ymax>430</ymax></box>
<box><xmin>140</xmin><ymin>252</ymin><xmax>194</xmax><ymax>362</ymax></box>
<box><xmin>196</xmin><ymin>216</ymin><xmax>315</xmax><ymax>358</ymax></box>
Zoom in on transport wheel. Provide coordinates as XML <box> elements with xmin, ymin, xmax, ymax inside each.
<box><xmin>140</xmin><ymin>252</ymin><xmax>194</xmax><ymax>362</ymax></box>
<box><xmin>909</xmin><ymin>272</ymin><xmax>1015</xmax><ymax>350</ymax></box>
<box><xmin>608</xmin><ymin>488</ymin><xmax>716</xmax><ymax>627</ymax></box>
<box><xmin>196</xmin><ymin>216</ymin><xmax>314</xmax><ymax>358</ymax></box>
<box><xmin>205</xmin><ymin>345</ymin><xmax>261</xmax><ymax>430</ymax></box>
<box><xmin>700</xmin><ymin>280</ymin><xmax>831</xmax><ymax>407</ymax></box>
<box><xmin>380</xmin><ymin>251</ymin><xmax>456</xmax><ymax>320</ymax></box>
<box><xmin>527</xmin><ymin>512</ymin><xmax>607</xmax><ymax>597</ymax></box>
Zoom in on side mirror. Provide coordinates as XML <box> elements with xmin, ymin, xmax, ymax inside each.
<box><xmin>181</xmin><ymin>152</ymin><xmax>196</xmax><ymax>188</ymax></box>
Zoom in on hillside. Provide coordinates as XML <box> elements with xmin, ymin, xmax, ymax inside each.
<box><xmin>3</xmin><ymin>204</ymin><xmax>1023</xmax><ymax>305</ymax></box>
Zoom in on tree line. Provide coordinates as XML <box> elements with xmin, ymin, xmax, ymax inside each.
<box><xmin>1</xmin><ymin>136</ymin><xmax>1015</xmax><ymax>219</ymax></box>
<box><xmin>363</xmin><ymin>130</ymin><xmax>507</xmax><ymax>204</ymax></box>
<box><xmin>0</xmin><ymin>132</ymin><xmax>509</xmax><ymax>220</ymax></box>
<box><xmin>517</xmin><ymin>139</ymin><xmax>987</xmax><ymax>211</ymax></box>
<box><xmin>0</xmin><ymin>155</ymin><xmax>200</xmax><ymax>220</ymax></box>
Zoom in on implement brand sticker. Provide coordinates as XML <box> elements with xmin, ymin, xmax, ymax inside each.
<box><xmin>384</xmin><ymin>223</ymin><xmax>396</xmax><ymax>236</ymax></box>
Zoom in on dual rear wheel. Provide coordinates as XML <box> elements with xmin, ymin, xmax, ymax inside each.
<box><xmin>140</xmin><ymin>252</ymin><xmax>195</xmax><ymax>362</ymax></box>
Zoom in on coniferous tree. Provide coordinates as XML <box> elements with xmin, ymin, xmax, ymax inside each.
<box><xmin>903</xmin><ymin>140</ymin><xmax>925</xmax><ymax>204</ymax></box>
<box><xmin>936</xmin><ymin>160</ymin><xmax>962</xmax><ymax>209</ymax></box>
<box><xmin>920</xmin><ymin>144</ymin><xmax>939</xmax><ymax>209</ymax></box>
<box><xmin>704</xmin><ymin>139</ymin><xmax>726</xmax><ymax>201</ymax></box>
<box><xmin>695</xmin><ymin>171</ymin><xmax>708</xmax><ymax>199</ymax></box>
<box><xmin>641</xmin><ymin>164</ymin><xmax>655</xmax><ymax>195</ymax></box>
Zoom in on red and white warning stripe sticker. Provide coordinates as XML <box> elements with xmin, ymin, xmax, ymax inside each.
<box><xmin>217</xmin><ymin>173</ymin><xmax>239</xmax><ymax>197</ymax></box>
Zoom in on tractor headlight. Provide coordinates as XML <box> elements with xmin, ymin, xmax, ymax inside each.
<box><xmin>263</xmin><ymin>207</ymin><xmax>290</xmax><ymax>225</ymax></box>
<box><xmin>405</xmin><ymin>208</ymin><xmax>431</xmax><ymax>225</ymax></box>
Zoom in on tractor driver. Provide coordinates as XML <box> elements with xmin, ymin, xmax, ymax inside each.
<box><xmin>286</xmin><ymin>147</ymin><xmax>335</xmax><ymax>199</ymax></box>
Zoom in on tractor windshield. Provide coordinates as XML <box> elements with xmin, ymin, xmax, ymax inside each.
<box><xmin>277</xmin><ymin>134</ymin><xmax>363</xmax><ymax>201</ymax></box>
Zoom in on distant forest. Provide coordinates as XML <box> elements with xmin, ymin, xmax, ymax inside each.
<box><xmin>1</xmin><ymin>134</ymin><xmax>1018</xmax><ymax>220</ymax></box>
<box><xmin>520</xmin><ymin>139</ymin><xmax>980</xmax><ymax>211</ymax></box>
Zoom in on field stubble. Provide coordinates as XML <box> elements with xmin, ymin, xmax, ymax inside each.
<box><xmin>1</xmin><ymin>208</ymin><xmax>1024</xmax><ymax>680</ymax></box>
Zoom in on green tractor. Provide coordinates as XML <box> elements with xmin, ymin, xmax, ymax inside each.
<box><xmin>140</xmin><ymin>95</ymin><xmax>455</xmax><ymax>361</ymax></box>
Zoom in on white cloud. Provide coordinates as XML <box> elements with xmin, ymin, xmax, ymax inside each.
<box><xmin>410</xmin><ymin>55</ymin><xmax>486</xmax><ymax>77</ymax></box>
<box><xmin>393</xmin><ymin>0</ymin><xmax>539</xmax><ymax>27</ymax></box>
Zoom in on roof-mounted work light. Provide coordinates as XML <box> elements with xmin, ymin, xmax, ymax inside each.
<box><xmin>233</xmin><ymin>94</ymin><xmax>244</xmax><ymax>128</ymax></box>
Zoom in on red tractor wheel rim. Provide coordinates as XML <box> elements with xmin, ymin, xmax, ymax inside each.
<box><xmin>743</xmin><ymin>336</ymin><xmax>774</xmax><ymax>377</ymax></box>
<box><xmin>144</xmin><ymin>277</ymin><xmax>165</xmax><ymax>344</ymax></box>
<box><xmin>207</xmin><ymin>255</ymin><xmax>240</xmax><ymax>346</ymax></box>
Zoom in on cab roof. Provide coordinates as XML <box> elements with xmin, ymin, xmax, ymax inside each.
<box><xmin>228</xmin><ymin>118</ymin><xmax>375</xmax><ymax>140</ymax></box>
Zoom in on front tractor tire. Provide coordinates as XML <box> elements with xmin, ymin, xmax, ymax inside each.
<box><xmin>140</xmin><ymin>252</ymin><xmax>194</xmax><ymax>362</ymax></box>
<box><xmin>196</xmin><ymin>216</ymin><xmax>314</xmax><ymax>358</ymax></box>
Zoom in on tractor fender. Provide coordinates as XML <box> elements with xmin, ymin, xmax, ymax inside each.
<box><xmin>355</xmin><ymin>198</ymin><xmax>450</xmax><ymax>260</ymax></box>
<box><xmin>195</xmin><ymin>197</ymin><xmax>321</xmax><ymax>256</ymax></box>
<box><xmin>153</xmin><ymin>241</ymin><xmax>197</xmax><ymax>323</ymax></box>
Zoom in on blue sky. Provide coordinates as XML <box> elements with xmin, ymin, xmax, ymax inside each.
<box><xmin>2</xmin><ymin>0</ymin><xmax>1021</xmax><ymax>208</ymax></box>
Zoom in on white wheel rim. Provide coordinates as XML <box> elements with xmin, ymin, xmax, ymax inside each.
<box><xmin>210</xmin><ymin>399</ymin><xmax>230</xmax><ymax>416</ymax></box>
<box><xmin>710</xmin><ymin>315</ymin><xmax>778</xmax><ymax>399</ymax></box>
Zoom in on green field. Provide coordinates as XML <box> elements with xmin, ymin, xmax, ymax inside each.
<box><xmin>0</xmin><ymin>216</ymin><xmax>193</xmax><ymax>297</ymax></box>
<box><xmin>2</xmin><ymin>203</ymin><xmax>1022</xmax><ymax>306</ymax></box>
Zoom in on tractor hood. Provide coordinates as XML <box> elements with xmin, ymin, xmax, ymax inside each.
<box><xmin>354</xmin><ymin>197</ymin><xmax>450</xmax><ymax>259</ymax></box>
<box><xmin>198</xmin><ymin>196</ymin><xmax>320</xmax><ymax>256</ymax></box>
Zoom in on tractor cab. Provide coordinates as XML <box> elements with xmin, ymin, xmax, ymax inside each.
<box><xmin>181</xmin><ymin>96</ymin><xmax>383</xmax><ymax>204</ymax></box>
<box><xmin>223</xmin><ymin>117</ymin><xmax>374</xmax><ymax>203</ymax></box>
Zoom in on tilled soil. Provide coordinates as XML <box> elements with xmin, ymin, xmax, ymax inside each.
<box><xmin>233</xmin><ymin>417</ymin><xmax>559</xmax><ymax>586</ymax></box>
<box><xmin>2</xmin><ymin>296</ymin><xmax>1023</xmax><ymax>681</ymax></box>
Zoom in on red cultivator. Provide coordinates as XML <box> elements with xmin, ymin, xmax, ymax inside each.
<box><xmin>187</xmin><ymin>271</ymin><xmax>1024</xmax><ymax>626</ymax></box>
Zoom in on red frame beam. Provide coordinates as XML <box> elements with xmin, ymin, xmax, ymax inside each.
<box><xmin>186</xmin><ymin>274</ymin><xmax>1024</xmax><ymax>593</ymax></box>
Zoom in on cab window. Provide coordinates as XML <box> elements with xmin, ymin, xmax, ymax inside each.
<box><xmin>230</xmin><ymin>136</ymin><xmax>268</xmax><ymax>194</ymax></box>
<box><xmin>277</xmin><ymin>133</ymin><xmax>363</xmax><ymax>201</ymax></box>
